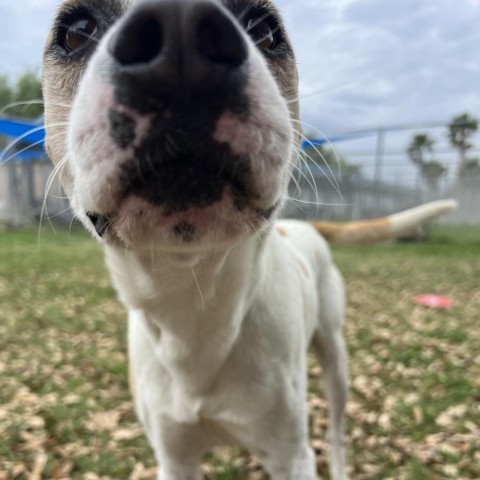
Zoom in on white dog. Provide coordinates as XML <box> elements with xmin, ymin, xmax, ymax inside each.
<box><xmin>42</xmin><ymin>1</ymin><xmax>456</xmax><ymax>478</ymax></box>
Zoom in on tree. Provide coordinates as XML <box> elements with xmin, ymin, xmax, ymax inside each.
<box><xmin>448</xmin><ymin>113</ymin><xmax>478</xmax><ymax>176</ymax></box>
<box><xmin>0</xmin><ymin>75</ymin><xmax>13</xmax><ymax>111</ymax></box>
<box><xmin>407</xmin><ymin>133</ymin><xmax>434</xmax><ymax>166</ymax></box>
<box><xmin>407</xmin><ymin>133</ymin><xmax>447</xmax><ymax>192</ymax></box>
<box><xmin>0</xmin><ymin>71</ymin><xmax>43</xmax><ymax>119</ymax></box>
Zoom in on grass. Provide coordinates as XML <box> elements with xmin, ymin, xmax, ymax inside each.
<box><xmin>0</xmin><ymin>224</ymin><xmax>479</xmax><ymax>479</ymax></box>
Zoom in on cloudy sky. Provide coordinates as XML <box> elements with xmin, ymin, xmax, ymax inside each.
<box><xmin>1</xmin><ymin>0</ymin><xmax>480</xmax><ymax>183</ymax></box>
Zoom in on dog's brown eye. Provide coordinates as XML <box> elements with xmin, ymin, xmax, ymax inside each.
<box><xmin>64</xmin><ymin>19</ymin><xmax>97</xmax><ymax>52</ymax></box>
<box><xmin>247</xmin><ymin>19</ymin><xmax>276</xmax><ymax>51</ymax></box>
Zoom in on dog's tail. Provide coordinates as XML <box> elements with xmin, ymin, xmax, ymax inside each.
<box><xmin>310</xmin><ymin>199</ymin><xmax>458</xmax><ymax>246</ymax></box>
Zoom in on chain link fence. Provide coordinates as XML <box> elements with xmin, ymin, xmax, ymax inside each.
<box><xmin>284</xmin><ymin>121</ymin><xmax>480</xmax><ymax>223</ymax></box>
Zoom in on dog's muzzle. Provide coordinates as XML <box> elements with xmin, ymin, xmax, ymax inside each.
<box><xmin>61</xmin><ymin>0</ymin><xmax>293</xmax><ymax>245</ymax></box>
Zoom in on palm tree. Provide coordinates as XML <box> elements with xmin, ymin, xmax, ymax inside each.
<box><xmin>407</xmin><ymin>133</ymin><xmax>434</xmax><ymax>166</ymax></box>
<box><xmin>448</xmin><ymin>113</ymin><xmax>478</xmax><ymax>175</ymax></box>
<box><xmin>407</xmin><ymin>133</ymin><xmax>446</xmax><ymax>192</ymax></box>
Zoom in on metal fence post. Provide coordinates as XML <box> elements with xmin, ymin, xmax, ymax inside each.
<box><xmin>8</xmin><ymin>161</ymin><xmax>21</xmax><ymax>227</ymax></box>
<box><xmin>374</xmin><ymin>128</ymin><xmax>385</xmax><ymax>205</ymax></box>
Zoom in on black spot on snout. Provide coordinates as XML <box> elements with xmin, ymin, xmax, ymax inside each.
<box><xmin>120</xmin><ymin>110</ymin><xmax>258</xmax><ymax>213</ymax></box>
<box><xmin>108</xmin><ymin>109</ymin><xmax>136</xmax><ymax>148</ymax></box>
<box><xmin>173</xmin><ymin>222</ymin><xmax>196</xmax><ymax>242</ymax></box>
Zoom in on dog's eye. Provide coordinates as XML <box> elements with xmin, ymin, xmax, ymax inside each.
<box><xmin>63</xmin><ymin>18</ymin><xmax>97</xmax><ymax>53</ymax></box>
<box><xmin>246</xmin><ymin>16</ymin><xmax>278</xmax><ymax>51</ymax></box>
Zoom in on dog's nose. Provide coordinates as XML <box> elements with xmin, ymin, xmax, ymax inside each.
<box><xmin>108</xmin><ymin>0</ymin><xmax>247</xmax><ymax>99</ymax></box>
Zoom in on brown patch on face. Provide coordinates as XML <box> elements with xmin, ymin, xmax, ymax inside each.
<box><xmin>251</xmin><ymin>0</ymin><xmax>299</xmax><ymax>137</ymax></box>
<box><xmin>276</xmin><ymin>226</ymin><xmax>288</xmax><ymax>237</ymax></box>
<box><xmin>224</xmin><ymin>0</ymin><xmax>300</xmax><ymax>140</ymax></box>
<box><xmin>255</xmin><ymin>0</ymin><xmax>301</xmax><ymax>135</ymax></box>
<box><xmin>41</xmin><ymin>0</ymin><xmax>126</xmax><ymax>175</ymax></box>
<box><xmin>266</xmin><ymin>30</ymin><xmax>299</xmax><ymax>132</ymax></box>
<box><xmin>42</xmin><ymin>6</ymin><xmax>89</xmax><ymax>187</ymax></box>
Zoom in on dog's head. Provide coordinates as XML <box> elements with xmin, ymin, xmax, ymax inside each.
<box><xmin>43</xmin><ymin>0</ymin><xmax>299</xmax><ymax>250</ymax></box>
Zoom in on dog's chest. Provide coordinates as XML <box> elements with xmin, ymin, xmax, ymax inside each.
<box><xmin>129</xmin><ymin>300</ymin><xmax>301</xmax><ymax>429</ymax></box>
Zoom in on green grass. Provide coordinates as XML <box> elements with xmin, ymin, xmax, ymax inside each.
<box><xmin>0</xmin><ymin>225</ymin><xmax>479</xmax><ymax>479</ymax></box>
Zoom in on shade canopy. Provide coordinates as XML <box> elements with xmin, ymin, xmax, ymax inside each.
<box><xmin>0</xmin><ymin>117</ymin><xmax>45</xmax><ymax>162</ymax></box>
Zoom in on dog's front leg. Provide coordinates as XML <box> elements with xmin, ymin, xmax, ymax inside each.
<box><xmin>157</xmin><ymin>464</ymin><xmax>202</xmax><ymax>480</ymax></box>
<box><xmin>145</xmin><ymin>418</ymin><xmax>204</xmax><ymax>480</ymax></box>
<box><xmin>261</xmin><ymin>443</ymin><xmax>317</xmax><ymax>480</ymax></box>
<box><xmin>128</xmin><ymin>315</ymin><xmax>205</xmax><ymax>480</ymax></box>
<box><xmin>243</xmin><ymin>392</ymin><xmax>318</xmax><ymax>480</ymax></box>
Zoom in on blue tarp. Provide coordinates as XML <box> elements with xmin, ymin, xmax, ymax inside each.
<box><xmin>0</xmin><ymin>118</ymin><xmax>45</xmax><ymax>145</ymax></box>
<box><xmin>300</xmin><ymin>132</ymin><xmax>372</xmax><ymax>149</ymax></box>
<box><xmin>0</xmin><ymin>117</ymin><xmax>45</xmax><ymax>163</ymax></box>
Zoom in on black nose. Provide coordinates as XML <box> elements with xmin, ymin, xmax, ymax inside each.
<box><xmin>108</xmin><ymin>0</ymin><xmax>248</xmax><ymax>102</ymax></box>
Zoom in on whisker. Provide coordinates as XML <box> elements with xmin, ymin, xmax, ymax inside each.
<box><xmin>0</xmin><ymin>122</ymin><xmax>67</xmax><ymax>167</ymax></box>
<box><xmin>191</xmin><ymin>267</ymin><xmax>205</xmax><ymax>311</ymax></box>
<box><xmin>43</xmin><ymin>205</ymin><xmax>75</xmax><ymax>221</ymax></box>
<box><xmin>38</xmin><ymin>154</ymin><xmax>69</xmax><ymax>241</ymax></box>
<box><xmin>288</xmin><ymin>161</ymin><xmax>302</xmax><ymax>197</ymax></box>
<box><xmin>289</xmin><ymin>148</ymin><xmax>320</xmax><ymax>209</ymax></box>
<box><xmin>253</xmin><ymin>25</ymin><xmax>280</xmax><ymax>47</ymax></box>
<box><xmin>245</xmin><ymin>11</ymin><xmax>273</xmax><ymax>32</ymax></box>
<box><xmin>237</xmin><ymin>6</ymin><xmax>250</xmax><ymax>21</ymax></box>
<box><xmin>1</xmin><ymin>138</ymin><xmax>48</xmax><ymax>165</ymax></box>
<box><xmin>295</xmin><ymin>150</ymin><xmax>321</xmax><ymax>216</ymax></box>
<box><xmin>297</xmin><ymin>121</ymin><xmax>345</xmax><ymax>180</ymax></box>
<box><xmin>286</xmin><ymin>197</ymin><xmax>352</xmax><ymax>207</ymax></box>
<box><xmin>2</xmin><ymin>127</ymin><xmax>67</xmax><ymax>167</ymax></box>
<box><xmin>285</xmin><ymin>83</ymin><xmax>355</xmax><ymax>105</ymax></box>
<box><xmin>67</xmin><ymin>212</ymin><xmax>78</xmax><ymax>234</ymax></box>
<box><xmin>292</xmin><ymin>125</ymin><xmax>344</xmax><ymax>201</ymax></box>
<box><xmin>0</xmin><ymin>99</ymin><xmax>44</xmax><ymax>116</ymax></box>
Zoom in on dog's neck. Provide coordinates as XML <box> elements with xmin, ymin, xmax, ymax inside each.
<box><xmin>105</xmin><ymin>233</ymin><xmax>266</xmax><ymax>311</ymax></box>
<box><xmin>105</xmin><ymin>232</ymin><xmax>268</xmax><ymax>391</ymax></box>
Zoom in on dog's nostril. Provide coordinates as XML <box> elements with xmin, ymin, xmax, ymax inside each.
<box><xmin>197</xmin><ymin>14</ymin><xmax>247</xmax><ymax>67</ymax></box>
<box><xmin>110</xmin><ymin>16</ymin><xmax>163</xmax><ymax>66</ymax></box>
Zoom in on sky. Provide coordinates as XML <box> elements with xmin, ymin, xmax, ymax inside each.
<box><xmin>1</xmin><ymin>0</ymin><xmax>480</xmax><ymax>183</ymax></box>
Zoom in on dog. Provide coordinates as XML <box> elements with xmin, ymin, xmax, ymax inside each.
<box><xmin>42</xmin><ymin>1</ymin><xmax>457</xmax><ymax>478</ymax></box>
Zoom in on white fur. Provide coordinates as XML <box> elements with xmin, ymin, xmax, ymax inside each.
<box><xmin>105</xmin><ymin>219</ymin><xmax>349</xmax><ymax>480</ymax></box>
